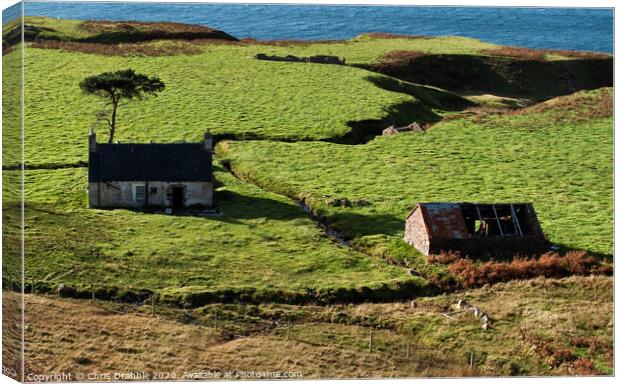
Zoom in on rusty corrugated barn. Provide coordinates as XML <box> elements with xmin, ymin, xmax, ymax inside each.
<box><xmin>404</xmin><ymin>202</ymin><xmax>548</xmax><ymax>257</ymax></box>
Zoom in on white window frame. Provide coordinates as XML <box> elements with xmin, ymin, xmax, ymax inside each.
<box><xmin>133</xmin><ymin>184</ymin><xmax>146</xmax><ymax>203</ymax></box>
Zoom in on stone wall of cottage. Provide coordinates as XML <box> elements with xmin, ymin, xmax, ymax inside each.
<box><xmin>404</xmin><ymin>208</ymin><xmax>430</xmax><ymax>255</ymax></box>
<box><xmin>88</xmin><ymin>181</ymin><xmax>213</xmax><ymax>209</ymax></box>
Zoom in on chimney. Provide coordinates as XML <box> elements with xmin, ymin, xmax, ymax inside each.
<box><xmin>89</xmin><ymin>128</ymin><xmax>97</xmax><ymax>152</ymax></box>
<box><xmin>204</xmin><ymin>130</ymin><xmax>213</xmax><ymax>151</ymax></box>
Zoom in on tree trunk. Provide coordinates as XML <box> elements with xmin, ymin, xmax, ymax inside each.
<box><xmin>108</xmin><ymin>98</ymin><xmax>118</xmax><ymax>144</ymax></box>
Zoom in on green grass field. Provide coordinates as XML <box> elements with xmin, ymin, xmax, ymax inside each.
<box><xmin>1</xmin><ymin>16</ymin><xmax>613</xmax><ymax>300</ymax></box>
<box><xmin>6</xmin><ymin>17</ymin><xmax>607</xmax><ymax>168</ymax></box>
<box><xmin>2</xmin><ymin>16</ymin><xmax>614</xmax><ymax>377</ymax></box>
<box><xmin>6</xmin><ymin>166</ymin><xmax>417</xmax><ymax>298</ymax></box>
<box><xmin>20</xmin><ymin>45</ymin><xmax>414</xmax><ymax>166</ymax></box>
<box><xmin>219</xmin><ymin>88</ymin><xmax>613</xmax><ymax>258</ymax></box>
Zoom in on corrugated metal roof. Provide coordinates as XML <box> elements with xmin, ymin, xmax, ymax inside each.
<box><xmin>418</xmin><ymin>203</ymin><xmax>470</xmax><ymax>240</ymax></box>
<box><xmin>88</xmin><ymin>143</ymin><xmax>212</xmax><ymax>182</ymax></box>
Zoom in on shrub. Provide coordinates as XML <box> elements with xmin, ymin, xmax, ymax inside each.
<box><xmin>447</xmin><ymin>251</ymin><xmax>611</xmax><ymax>288</ymax></box>
<box><xmin>572</xmin><ymin>358</ymin><xmax>601</xmax><ymax>375</ymax></box>
<box><xmin>570</xmin><ymin>335</ymin><xmax>609</xmax><ymax>353</ymax></box>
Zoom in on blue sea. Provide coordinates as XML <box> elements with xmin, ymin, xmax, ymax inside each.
<box><xmin>3</xmin><ymin>2</ymin><xmax>614</xmax><ymax>53</ymax></box>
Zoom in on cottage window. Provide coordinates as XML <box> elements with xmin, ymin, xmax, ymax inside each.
<box><xmin>134</xmin><ymin>185</ymin><xmax>146</xmax><ymax>203</ymax></box>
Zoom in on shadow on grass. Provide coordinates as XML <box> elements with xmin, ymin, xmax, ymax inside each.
<box><xmin>328</xmin><ymin>75</ymin><xmax>474</xmax><ymax>145</ymax></box>
<box><xmin>356</xmin><ymin>54</ymin><xmax>613</xmax><ymax>101</ymax></box>
<box><xmin>325</xmin><ymin>210</ymin><xmax>404</xmax><ymax>238</ymax></box>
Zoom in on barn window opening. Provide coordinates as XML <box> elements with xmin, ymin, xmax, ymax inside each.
<box><xmin>150</xmin><ymin>187</ymin><xmax>158</xmax><ymax>194</ymax></box>
<box><xmin>461</xmin><ymin>203</ymin><xmax>528</xmax><ymax>238</ymax></box>
<box><xmin>134</xmin><ymin>185</ymin><xmax>146</xmax><ymax>203</ymax></box>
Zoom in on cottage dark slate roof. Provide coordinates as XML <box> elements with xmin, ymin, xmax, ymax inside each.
<box><xmin>89</xmin><ymin>143</ymin><xmax>212</xmax><ymax>182</ymax></box>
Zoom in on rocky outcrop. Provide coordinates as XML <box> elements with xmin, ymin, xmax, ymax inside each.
<box><xmin>382</xmin><ymin>122</ymin><xmax>425</xmax><ymax>136</ymax></box>
<box><xmin>256</xmin><ymin>53</ymin><xmax>345</xmax><ymax>65</ymax></box>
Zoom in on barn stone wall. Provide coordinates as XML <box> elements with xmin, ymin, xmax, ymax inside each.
<box><xmin>88</xmin><ymin>181</ymin><xmax>213</xmax><ymax>209</ymax></box>
<box><xmin>404</xmin><ymin>208</ymin><xmax>430</xmax><ymax>255</ymax></box>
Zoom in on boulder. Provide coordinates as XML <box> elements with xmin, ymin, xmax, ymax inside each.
<box><xmin>404</xmin><ymin>122</ymin><xmax>425</xmax><ymax>132</ymax></box>
<box><xmin>351</xmin><ymin>198</ymin><xmax>371</xmax><ymax>206</ymax></box>
<box><xmin>382</xmin><ymin>126</ymin><xmax>399</xmax><ymax>136</ymax></box>
<box><xmin>325</xmin><ymin>197</ymin><xmax>352</xmax><ymax>207</ymax></box>
<box><xmin>57</xmin><ymin>283</ymin><xmax>76</xmax><ymax>297</ymax></box>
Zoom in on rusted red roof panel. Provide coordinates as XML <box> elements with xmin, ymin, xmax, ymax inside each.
<box><xmin>418</xmin><ymin>203</ymin><xmax>470</xmax><ymax>240</ymax></box>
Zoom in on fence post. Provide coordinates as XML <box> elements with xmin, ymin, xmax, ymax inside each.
<box><xmin>91</xmin><ymin>285</ymin><xmax>95</xmax><ymax>304</ymax></box>
<box><xmin>31</xmin><ymin>279</ymin><xmax>35</xmax><ymax>295</ymax></box>
<box><xmin>406</xmin><ymin>340</ymin><xmax>411</xmax><ymax>359</ymax></box>
<box><xmin>151</xmin><ymin>295</ymin><xmax>155</xmax><ymax>317</ymax></box>
<box><xmin>287</xmin><ymin>320</ymin><xmax>291</xmax><ymax>340</ymax></box>
<box><xmin>369</xmin><ymin>330</ymin><xmax>374</xmax><ymax>352</ymax></box>
<box><xmin>469</xmin><ymin>352</ymin><xmax>474</xmax><ymax>368</ymax></box>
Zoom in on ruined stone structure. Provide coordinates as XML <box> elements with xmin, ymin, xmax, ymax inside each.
<box><xmin>255</xmin><ymin>53</ymin><xmax>345</xmax><ymax>65</ymax></box>
<box><xmin>88</xmin><ymin>130</ymin><xmax>213</xmax><ymax>209</ymax></box>
<box><xmin>404</xmin><ymin>202</ymin><xmax>548</xmax><ymax>257</ymax></box>
<box><xmin>382</xmin><ymin>122</ymin><xmax>425</xmax><ymax>136</ymax></box>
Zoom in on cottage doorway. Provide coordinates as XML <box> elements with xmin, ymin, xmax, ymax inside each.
<box><xmin>171</xmin><ymin>186</ymin><xmax>185</xmax><ymax>208</ymax></box>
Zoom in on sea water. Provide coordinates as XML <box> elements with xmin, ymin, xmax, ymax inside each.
<box><xmin>3</xmin><ymin>2</ymin><xmax>613</xmax><ymax>53</ymax></box>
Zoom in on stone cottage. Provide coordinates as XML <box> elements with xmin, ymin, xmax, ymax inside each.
<box><xmin>88</xmin><ymin>130</ymin><xmax>213</xmax><ymax>209</ymax></box>
<box><xmin>404</xmin><ymin>202</ymin><xmax>548</xmax><ymax>257</ymax></box>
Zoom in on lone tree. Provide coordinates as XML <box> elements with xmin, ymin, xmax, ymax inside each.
<box><xmin>80</xmin><ymin>69</ymin><xmax>165</xmax><ymax>143</ymax></box>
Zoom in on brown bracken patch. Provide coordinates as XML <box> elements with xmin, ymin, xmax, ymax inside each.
<box><xmin>461</xmin><ymin>87</ymin><xmax>612</xmax><ymax>125</ymax></box>
<box><xmin>364</xmin><ymin>32</ymin><xmax>429</xmax><ymax>40</ymax></box>
<box><xmin>480</xmin><ymin>46</ymin><xmax>610</xmax><ymax>61</ymax></box>
<box><xmin>29</xmin><ymin>40</ymin><xmax>207</xmax><ymax>56</ymax></box>
<box><xmin>240</xmin><ymin>37</ymin><xmax>343</xmax><ymax>47</ymax></box>
<box><xmin>375</xmin><ymin>50</ymin><xmax>426</xmax><ymax>69</ymax></box>
<box><xmin>516</xmin><ymin>87</ymin><xmax>613</xmax><ymax>119</ymax></box>
<box><xmin>444</xmin><ymin>251</ymin><xmax>611</xmax><ymax>289</ymax></box>
<box><xmin>80</xmin><ymin>19</ymin><xmax>233</xmax><ymax>37</ymax></box>
<box><xmin>519</xmin><ymin>330</ymin><xmax>606</xmax><ymax>375</ymax></box>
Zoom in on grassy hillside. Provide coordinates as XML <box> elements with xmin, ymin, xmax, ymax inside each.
<box><xmin>220</xmin><ymin>88</ymin><xmax>613</xmax><ymax>258</ymax></box>
<box><xmin>2</xmin><ymin>16</ymin><xmax>613</xmax><ymax>378</ymax></box>
<box><xmin>369</xmin><ymin>51</ymin><xmax>612</xmax><ymax>101</ymax></box>
<box><xmin>2</xmin><ymin>16</ymin><xmax>237</xmax><ymax>51</ymax></box>
<box><xmin>22</xmin><ymin>276</ymin><xmax>613</xmax><ymax>377</ymax></box>
<box><xmin>0</xmin><ymin>17</ymin><xmax>607</xmax><ymax>167</ymax></box>
<box><xmin>19</xmin><ymin>46</ymin><xmax>416</xmax><ymax>167</ymax></box>
<box><xmin>3</xmin><ymin>166</ymin><xmax>421</xmax><ymax>301</ymax></box>
<box><xmin>1</xmin><ymin>17</ymin><xmax>611</xmax><ymax>293</ymax></box>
